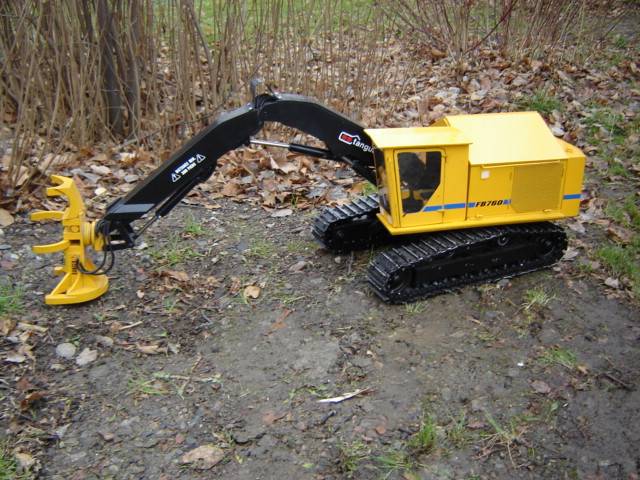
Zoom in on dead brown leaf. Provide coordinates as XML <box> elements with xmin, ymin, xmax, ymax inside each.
<box><xmin>180</xmin><ymin>444</ymin><xmax>224</xmax><ymax>470</ymax></box>
<box><xmin>20</xmin><ymin>391</ymin><xmax>47</xmax><ymax>411</ymax></box>
<box><xmin>467</xmin><ymin>420</ymin><xmax>486</xmax><ymax>430</ymax></box>
<box><xmin>15</xmin><ymin>376</ymin><xmax>35</xmax><ymax>392</ymax></box>
<box><xmin>244</xmin><ymin>285</ymin><xmax>261</xmax><ymax>299</ymax></box>
<box><xmin>375</xmin><ymin>424</ymin><xmax>387</xmax><ymax>435</ymax></box>
<box><xmin>607</xmin><ymin>224</ymin><xmax>634</xmax><ymax>244</ymax></box>
<box><xmin>14</xmin><ymin>451</ymin><xmax>36</xmax><ymax>471</ymax></box>
<box><xmin>0</xmin><ymin>208</ymin><xmax>14</xmax><ymax>226</ymax></box>
<box><xmin>136</xmin><ymin>343</ymin><xmax>165</xmax><ymax>355</ymax></box>
<box><xmin>161</xmin><ymin>269</ymin><xmax>190</xmax><ymax>282</ymax></box>
<box><xmin>268</xmin><ymin>308</ymin><xmax>292</xmax><ymax>333</ymax></box>
<box><xmin>0</xmin><ymin>318</ymin><xmax>16</xmax><ymax>336</ymax></box>
<box><xmin>262</xmin><ymin>410</ymin><xmax>286</xmax><ymax>425</ymax></box>
<box><xmin>228</xmin><ymin>276</ymin><xmax>242</xmax><ymax>295</ymax></box>
<box><xmin>221</xmin><ymin>182</ymin><xmax>241</xmax><ymax>197</ymax></box>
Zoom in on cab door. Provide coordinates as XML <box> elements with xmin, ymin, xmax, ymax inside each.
<box><xmin>395</xmin><ymin>149</ymin><xmax>445</xmax><ymax>228</ymax></box>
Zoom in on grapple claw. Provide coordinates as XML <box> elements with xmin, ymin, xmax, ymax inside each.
<box><xmin>32</xmin><ymin>239</ymin><xmax>70</xmax><ymax>254</ymax></box>
<box><xmin>30</xmin><ymin>210</ymin><xmax>65</xmax><ymax>221</ymax></box>
<box><xmin>31</xmin><ymin>175</ymin><xmax>109</xmax><ymax>305</ymax></box>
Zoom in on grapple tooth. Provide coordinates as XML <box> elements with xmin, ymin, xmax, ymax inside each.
<box><xmin>46</xmin><ymin>186</ymin><xmax>70</xmax><ymax>197</ymax></box>
<box><xmin>30</xmin><ymin>210</ymin><xmax>65</xmax><ymax>221</ymax></box>
<box><xmin>32</xmin><ymin>239</ymin><xmax>70</xmax><ymax>254</ymax></box>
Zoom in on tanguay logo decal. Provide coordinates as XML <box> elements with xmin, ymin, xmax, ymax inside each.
<box><xmin>338</xmin><ymin>131</ymin><xmax>374</xmax><ymax>153</ymax></box>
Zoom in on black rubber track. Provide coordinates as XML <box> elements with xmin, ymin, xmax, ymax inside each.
<box><xmin>312</xmin><ymin>194</ymin><xmax>393</xmax><ymax>253</ymax></box>
<box><xmin>367</xmin><ymin>222</ymin><xmax>567</xmax><ymax>304</ymax></box>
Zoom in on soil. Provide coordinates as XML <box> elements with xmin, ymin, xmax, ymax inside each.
<box><xmin>1</xmin><ymin>199</ymin><xmax>638</xmax><ymax>479</ymax></box>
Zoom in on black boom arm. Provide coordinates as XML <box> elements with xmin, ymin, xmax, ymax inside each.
<box><xmin>98</xmin><ymin>93</ymin><xmax>376</xmax><ymax>250</ymax></box>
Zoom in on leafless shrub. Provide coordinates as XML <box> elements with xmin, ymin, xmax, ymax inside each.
<box><xmin>0</xmin><ymin>0</ymin><xmax>408</xmax><ymax>202</ymax></box>
<box><xmin>386</xmin><ymin>0</ymin><xmax>625</xmax><ymax>60</ymax></box>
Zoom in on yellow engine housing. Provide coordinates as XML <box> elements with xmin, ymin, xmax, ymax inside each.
<box><xmin>365</xmin><ymin>111</ymin><xmax>585</xmax><ymax>236</ymax></box>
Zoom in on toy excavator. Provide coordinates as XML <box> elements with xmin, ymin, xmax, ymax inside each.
<box><xmin>32</xmin><ymin>88</ymin><xmax>584</xmax><ymax>305</ymax></box>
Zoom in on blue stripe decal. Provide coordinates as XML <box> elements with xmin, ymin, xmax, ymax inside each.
<box><xmin>563</xmin><ymin>193</ymin><xmax>581</xmax><ymax>200</ymax></box>
<box><xmin>421</xmin><ymin>198</ymin><xmax>514</xmax><ymax>212</ymax></box>
<box><xmin>423</xmin><ymin>205</ymin><xmax>443</xmax><ymax>212</ymax></box>
<box><xmin>422</xmin><ymin>202</ymin><xmax>468</xmax><ymax>212</ymax></box>
<box><xmin>444</xmin><ymin>202</ymin><xmax>466</xmax><ymax>210</ymax></box>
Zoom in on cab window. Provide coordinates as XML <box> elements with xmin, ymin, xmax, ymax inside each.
<box><xmin>397</xmin><ymin>151</ymin><xmax>442</xmax><ymax>213</ymax></box>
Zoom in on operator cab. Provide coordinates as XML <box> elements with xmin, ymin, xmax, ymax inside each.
<box><xmin>366</xmin><ymin>126</ymin><xmax>471</xmax><ymax>234</ymax></box>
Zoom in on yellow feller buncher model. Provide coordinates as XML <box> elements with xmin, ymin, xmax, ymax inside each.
<box><xmin>32</xmin><ymin>89</ymin><xmax>584</xmax><ymax>305</ymax></box>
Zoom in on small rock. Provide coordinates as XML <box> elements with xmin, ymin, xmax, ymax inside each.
<box><xmin>68</xmin><ymin>451</ymin><xmax>87</xmax><ymax>463</ymax></box>
<box><xmin>56</xmin><ymin>343</ymin><xmax>77</xmax><ymax>359</ymax></box>
<box><xmin>440</xmin><ymin>387</ymin><xmax>453</xmax><ymax>402</ymax></box>
<box><xmin>76</xmin><ymin>348</ymin><xmax>98</xmax><ymax>366</ymax></box>
<box><xmin>94</xmin><ymin>335</ymin><xmax>114</xmax><ymax>348</ymax></box>
<box><xmin>289</xmin><ymin>260</ymin><xmax>308</xmax><ymax>273</ymax></box>
<box><xmin>55</xmin><ymin>424</ymin><xmax>71</xmax><ymax>439</ymax></box>
<box><xmin>135</xmin><ymin>437</ymin><xmax>159</xmax><ymax>448</ymax></box>
<box><xmin>271</xmin><ymin>208</ymin><xmax>292</xmax><ymax>218</ymax></box>
<box><xmin>506</xmin><ymin>368</ymin><xmax>519</xmax><ymax>378</ymax></box>
<box><xmin>124</xmin><ymin>174</ymin><xmax>139</xmax><ymax>183</ymax></box>
<box><xmin>231</xmin><ymin>425</ymin><xmax>265</xmax><ymax>444</ymax></box>
<box><xmin>604</xmin><ymin>277</ymin><xmax>620</xmax><ymax>289</ymax></box>
<box><xmin>0</xmin><ymin>244</ymin><xmax>11</xmax><ymax>250</ymax></box>
<box><xmin>88</xmin><ymin>364</ymin><xmax>111</xmax><ymax>381</ymax></box>
<box><xmin>531</xmin><ymin>380</ymin><xmax>551</xmax><ymax>394</ymax></box>
<box><xmin>90</xmin><ymin>165</ymin><xmax>111</xmax><ymax>176</ymax></box>
<box><xmin>471</xmin><ymin>398</ymin><xmax>486</xmax><ymax>412</ymax></box>
<box><xmin>99</xmin><ymin>431</ymin><xmax>115</xmax><ymax>442</ymax></box>
<box><xmin>551</xmin><ymin>125</ymin><xmax>565</xmax><ymax>137</ymax></box>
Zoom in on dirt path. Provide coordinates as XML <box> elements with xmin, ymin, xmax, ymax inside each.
<box><xmin>2</xmin><ymin>200</ymin><xmax>638</xmax><ymax>479</ymax></box>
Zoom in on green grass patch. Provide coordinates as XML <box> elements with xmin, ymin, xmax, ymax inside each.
<box><xmin>584</xmin><ymin>107</ymin><xmax>626</xmax><ymax>145</ymax></box>
<box><xmin>183</xmin><ymin>214</ymin><xmax>206</xmax><ymax>237</ymax></box>
<box><xmin>0</xmin><ymin>442</ymin><xmax>30</xmax><ymax>480</ymax></box>
<box><xmin>522</xmin><ymin>287</ymin><xmax>555</xmax><ymax>311</ymax></box>
<box><xmin>148</xmin><ymin>235</ymin><xmax>203</xmax><ymax>267</ymax></box>
<box><xmin>605</xmin><ymin>197</ymin><xmax>640</xmax><ymax>230</ymax></box>
<box><xmin>360</xmin><ymin>181</ymin><xmax>378</xmax><ymax>196</ymax></box>
<box><xmin>375</xmin><ymin>449</ymin><xmax>414</xmax><ymax>477</ymax></box>
<box><xmin>597</xmin><ymin>243</ymin><xmax>640</xmax><ymax>297</ymax></box>
<box><xmin>337</xmin><ymin>440</ymin><xmax>370</xmax><ymax>476</ymax></box>
<box><xmin>247</xmin><ymin>238</ymin><xmax>276</xmax><ymax>258</ymax></box>
<box><xmin>539</xmin><ymin>347</ymin><xmax>577</xmax><ymax>370</ymax></box>
<box><xmin>127</xmin><ymin>374</ymin><xmax>169</xmax><ymax>397</ymax></box>
<box><xmin>517</xmin><ymin>89</ymin><xmax>562</xmax><ymax>116</ymax></box>
<box><xmin>481</xmin><ymin>412</ymin><xmax>528</xmax><ymax>462</ymax></box>
<box><xmin>613</xmin><ymin>34</ymin><xmax>628</xmax><ymax>49</ymax></box>
<box><xmin>285</xmin><ymin>239</ymin><xmax>316</xmax><ymax>254</ymax></box>
<box><xmin>446</xmin><ymin>412</ymin><xmax>472</xmax><ymax>448</ymax></box>
<box><xmin>600</xmin><ymin>197</ymin><xmax>640</xmax><ymax>296</ymax></box>
<box><xmin>408</xmin><ymin>414</ymin><xmax>437</xmax><ymax>454</ymax></box>
<box><xmin>404</xmin><ymin>301</ymin><xmax>428</xmax><ymax>315</ymax></box>
<box><xmin>0</xmin><ymin>281</ymin><xmax>23</xmax><ymax>317</ymax></box>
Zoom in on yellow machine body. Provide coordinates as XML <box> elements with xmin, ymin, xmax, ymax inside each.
<box><xmin>365</xmin><ymin>111</ymin><xmax>585</xmax><ymax>236</ymax></box>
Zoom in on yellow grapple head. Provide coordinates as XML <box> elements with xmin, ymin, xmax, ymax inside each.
<box><xmin>31</xmin><ymin>175</ymin><xmax>109</xmax><ymax>305</ymax></box>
